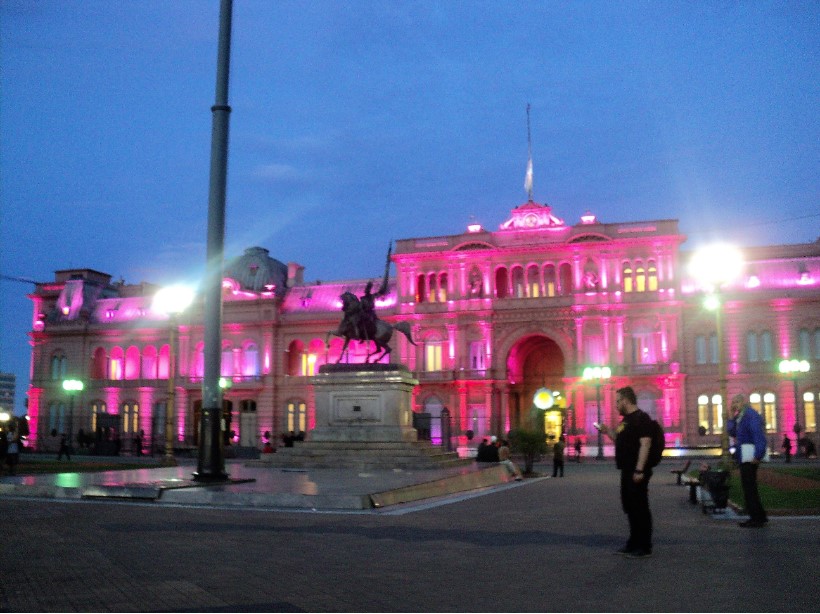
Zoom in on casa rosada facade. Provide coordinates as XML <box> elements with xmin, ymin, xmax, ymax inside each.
<box><xmin>25</xmin><ymin>200</ymin><xmax>820</xmax><ymax>455</ymax></box>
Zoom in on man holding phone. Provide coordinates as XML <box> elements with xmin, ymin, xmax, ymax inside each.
<box><xmin>596</xmin><ymin>386</ymin><xmax>654</xmax><ymax>559</ymax></box>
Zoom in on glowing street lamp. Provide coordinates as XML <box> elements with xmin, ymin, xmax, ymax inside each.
<box><xmin>583</xmin><ymin>366</ymin><xmax>611</xmax><ymax>460</ymax></box>
<box><xmin>689</xmin><ymin>244</ymin><xmax>743</xmax><ymax>465</ymax></box>
<box><xmin>779</xmin><ymin>359</ymin><xmax>811</xmax><ymax>441</ymax></box>
<box><xmin>61</xmin><ymin>378</ymin><xmax>84</xmax><ymax>447</ymax></box>
<box><xmin>153</xmin><ymin>285</ymin><xmax>195</xmax><ymax>464</ymax></box>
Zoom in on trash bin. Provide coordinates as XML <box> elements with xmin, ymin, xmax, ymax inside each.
<box><xmin>700</xmin><ymin>470</ymin><xmax>730</xmax><ymax>514</ymax></box>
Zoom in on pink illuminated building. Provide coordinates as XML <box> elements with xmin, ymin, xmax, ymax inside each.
<box><xmin>25</xmin><ymin>201</ymin><xmax>820</xmax><ymax>455</ymax></box>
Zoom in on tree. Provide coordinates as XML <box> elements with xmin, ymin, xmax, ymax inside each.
<box><xmin>508</xmin><ymin>427</ymin><xmax>548</xmax><ymax>475</ymax></box>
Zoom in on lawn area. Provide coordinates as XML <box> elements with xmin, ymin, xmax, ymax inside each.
<box><xmin>728</xmin><ymin>466</ymin><xmax>820</xmax><ymax>514</ymax></box>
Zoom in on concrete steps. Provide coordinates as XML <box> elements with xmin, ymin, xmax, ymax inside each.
<box><xmin>249</xmin><ymin>440</ymin><xmax>473</xmax><ymax>470</ymax></box>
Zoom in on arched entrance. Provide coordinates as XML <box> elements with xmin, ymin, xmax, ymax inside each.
<box><xmin>507</xmin><ymin>335</ymin><xmax>566</xmax><ymax>436</ymax></box>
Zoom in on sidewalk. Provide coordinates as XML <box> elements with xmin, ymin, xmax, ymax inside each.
<box><xmin>1</xmin><ymin>460</ymin><xmax>818</xmax><ymax>612</ymax></box>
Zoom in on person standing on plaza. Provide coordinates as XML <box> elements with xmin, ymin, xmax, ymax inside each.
<box><xmin>728</xmin><ymin>394</ymin><xmax>768</xmax><ymax>528</ymax></box>
<box><xmin>781</xmin><ymin>434</ymin><xmax>792</xmax><ymax>463</ymax></box>
<box><xmin>57</xmin><ymin>433</ymin><xmax>71</xmax><ymax>461</ymax></box>
<box><xmin>552</xmin><ymin>436</ymin><xmax>565</xmax><ymax>477</ymax></box>
<box><xmin>597</xmin><ymin>386</ymin><xmax>654</xmax><ymax>559</ymax></box>
<box><xmin>5</xmin><ymin>427</ymin><xmax>21</xmax><ymax>475</ymax></box>
<box><xmin>574</xmin><ymin>438</ymin><xmax>582</xmax><ymax>463</ymax></box>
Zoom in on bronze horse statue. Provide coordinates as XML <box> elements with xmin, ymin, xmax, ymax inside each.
<box><xmin>327</xmin><ymin>291</ymin><xmax>415</xmax><ymax>363</ymax></box>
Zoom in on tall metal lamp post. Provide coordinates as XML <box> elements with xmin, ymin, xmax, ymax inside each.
<box><xmin>583</xmin><ymin>366</ymin><xmax>611</xmax><ymax>460</ymax></box>
<box><xmin>153</xmin><ymin>285</ymin><xmax>195</xmax><ymax>464</ymax></box>
<box><xmin>689</xmin><ymin>244</ymin><xmax>743</xmax><ymax>466</ymax></box>
<box><xmin>779</xmin><ymin>359</ymin><xmax>810</xmax><ymax>447</ymax></box>
<box><xmin>62</xmin><ymin>379</ymin><xmax>84</xmax><ymax>449</ymax></box>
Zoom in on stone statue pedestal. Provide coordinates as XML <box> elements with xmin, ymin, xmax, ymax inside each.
<box><xmin>254</xmin><ymin>363</ymin><xmax>469</xmax><ymax>469</ymax></box>
<box><xmin>310</xmin><ymin>363</ymin><xmax>418</xmax><ymax>442</ymax></box>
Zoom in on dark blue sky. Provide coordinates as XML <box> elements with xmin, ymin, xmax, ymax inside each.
<box><xmin>1</xmin><ymin>1</ymin><xmax>818</xmax><ymax>414</ymax></box>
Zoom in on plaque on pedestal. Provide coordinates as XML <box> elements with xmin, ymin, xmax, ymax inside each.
<box><xmin>311</xmin><ymin>364</ymin><xmax>419</xmax><ymax>442</ymax></box>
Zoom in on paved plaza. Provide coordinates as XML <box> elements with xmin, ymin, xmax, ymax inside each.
<box><xmin>1</xmin><ymin>459</ymin><xmax>817</xmax><ymax>612</ymax></box>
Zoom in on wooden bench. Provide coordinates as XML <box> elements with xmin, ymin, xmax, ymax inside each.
<box><xmin>670</xmin><ymin>459</ymin><xmax>692</xmax><ymax>485</ymax></box>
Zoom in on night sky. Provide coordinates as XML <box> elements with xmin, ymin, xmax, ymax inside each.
<box><xmin>1</xmin><ymin>1</ymin><xmax>818</xmax><ymax>415</ymax></box>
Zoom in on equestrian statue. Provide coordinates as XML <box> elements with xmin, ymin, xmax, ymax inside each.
<box><xmin>327</xmin><ymin>243</ymin><xmax>415</xmax><ymax>363</ymax></box>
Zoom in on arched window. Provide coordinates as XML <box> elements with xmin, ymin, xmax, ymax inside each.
<box><xmin>635</xmin><ymin>264</ymin><xmax>646</xmax><ymax>293</ymax></box>
<box><xmin>425</xmin><ymin>337</ymin><xmax>443</xmax><ymax>372</ymax></box>
<box><xmin>121</xmin><ymin>402</ymin><xmax>139</xmax><ymax>435</ymax></box>
<box><xmin>695</xmin><ymin>336</ymin><xmax>707</xmax><ymax>364</ymax></box>
<box><xmin>760</xmin><ymin>331</ymin><xmax>773</xmax><ymax>362</ymax></box>
<box><xmin>49</xmin><ymin>402</ymin><xmax>67</xmax><ymax>435</ymax></box>
<box><xmin>438</xmin><ymin>272</ymin><xmax>448</xmax><ymax>302</ymax></box>
<box><xmin>559</xmin><ymin>263</ymin><xmax>573</xmax><ymax>295</ymax></box>
<box><xmin>125</xmin><ymin>346</ymin><xmax>140</xmax><ymax>380</ymax></box>
<box><xmin>697</xmin><ymin>393</ymin><xmax>723</xmax><ymax>435</ymax></box>
<box><xmin>158</xmin><ymin>344</ymin><xmax>171</xmax><ymax>379</ymax></box>
<box><xmin>803</xmin><ymin>391</ymin><xmax>817</xmax><ymax>433</ymax></box>
<box><xmin>527</xmin><ymin>265</ymin><xmax>541</xmax><ymax>298</ymax></box>
<box><xmin>302</xmin><ymin>339</ymin><xmax>324</xmax><ymax>375</ymax></box>
<box><xmin>623</xmin><ymin>263</ymin><xmax>633</xmax><ymax>293</ymax></box>
<box><xmin>799</xmin><ymin>329</ymin><xmax>811</xmax><ymax>359</ymax></box>
<box><xmin>221</xmin><ymin>342</ymin><xmax>234</xmax><ymax>377</ymax></box>
<box><xmin>750</xmin><ymin>392</ymin><xmax>777</xmax><ymax>433</ymax></box>
<box><xmin>50</xmin><ymin>353</ymin><xmax>67</xmax><ymax>380</ymax></box>
<box><xmin>416</xmin><ymin>274</ymin><xmax>426</xmax><ymax>303</ymax></box>
<box><xmin>242</xmin><ymin>342</ymin><xmax>259</xmax><ymax>377</ymax></box>
<box><xmin>192</xmin><ymin>343</ymin><xmax>204</xmax><ymax>379</ymax></box>
<box><xmin>511</xmin><ymin>266</ymin><xmax>525</xmax><ymax>298</ymax></box>
<box><xmin>90</xmin><ymin>401</ymin><xmax>107</xmax><ymax>433</ymax></box>
<box><xmin>647</xmin><ymin>260</ymin><xmax>658</xmax><ymax>291</ymax></box>
<box><xmin>287</xmin><ymin>340</ymin><xmax>305</xmax><ymax>376</ymax></box>
<box><xmin>746</xmin><ymin>332</ymin><xmax>759</xmax><ymax>363</ymax></box>
<box><xmin>543</xmin><ymin>264</ymin><xmax>556</xmax><ymax>297</ymax></box>
<box><xmin>109</xmin><ymin>347</ymin><xmax>124</xmax><ymax>380</ymax></box>
<box><xmin>91</xmin><ymin>347</ymin><xmax>107</xmax><ymax>379</ymax></box>
<box><xmin>286</xmin><ymin>400</ymin><xmax>307</xmax><ymax>434</ymax></box>
<box><xmin>709</xmin><ymin>333</ymin><xmax>719</xmax><ymax>364</ymax></box>
<box><xmin>427</xmin><ymin>273</ymin><xmax>437</xmax><ymax>303</ymax></box>
<box><xmin>495</xmin><ymin>267</ymin><xmax>509</xmax><ymax>299</ymax></box>
<box><xmin>142</xmin><ymin>346</ymin><xmax>158</xmax><ymax>379</ymax></box>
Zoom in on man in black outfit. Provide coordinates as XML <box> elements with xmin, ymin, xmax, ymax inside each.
<box><xmin>598</xmin><ymin>386</ymin><xmax>654</xmax><ymax>559</ymax></box>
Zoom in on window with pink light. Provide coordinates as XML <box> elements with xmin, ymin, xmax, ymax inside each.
<box><xmin>109</xmin><ymin>347</ymin><xmax>124</xmax><ymax>380</ymax></box>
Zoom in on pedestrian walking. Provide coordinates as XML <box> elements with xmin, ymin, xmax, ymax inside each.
<box><xmin>596</xmin><ymin>386</ymin><xmax>655</xmax><ymax>559</ymax></box>
<box><xmin>5</xmin><ymin>428</ymin><xmax>21</xmax><ymax>475</ymax></box>
<box><xmin>782</xmin><ymin>434</ymin><xmax>792</xmax><ymax>463</ymax></box>
<box><xmin>57</xmin><ymin>433</ymin><xmax>71</xmax><ymax>461</ymax></box>
<box><xmin>728</xmin><ymin>394</ymin><xmax>768</xmax><ymax>528</ymax></box>
<box><xmin>552</xmin><ymin>436</ymin><xmax>565</xmax><ymax>477</ymax></box>
<box><xmin>574</xmin><ymin>438</ymin><xmax>582</xmax><ymax>463</ymax></box>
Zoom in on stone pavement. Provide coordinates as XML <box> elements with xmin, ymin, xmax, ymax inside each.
<box><xmin>0</xmin><ymin>456</ymin><xmax>511</xmax><ymax>510</ymax></box>
<box><xmin>1</xmin><ymin>459</ymin><xmax>817</xmax><ymax>612</ymax></box>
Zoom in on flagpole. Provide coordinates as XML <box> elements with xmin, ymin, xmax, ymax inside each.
<box><xmin>525</xmin><ymin>103</ymin><xmax>534</xmax><ymax>201</ymax></box>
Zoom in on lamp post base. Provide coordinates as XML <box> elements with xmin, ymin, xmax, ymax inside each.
<box><xmin>192</xmin><ymin>470</ymin><xmax>229</xmax><ymax>482</ymax></box>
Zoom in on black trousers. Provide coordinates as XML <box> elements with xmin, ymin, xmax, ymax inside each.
<box><xmin>739</xmin><ymin>462</ymin><xmax>767</xmax><ymax>522</ymax></box>
<box><xmin>553</xmin><ymin>458</ymin><xmax>564</xmax><ymax>477</ymax></box>
<box><xmin>620</xmin><ymin>470</ymin><xmax>652</xmax><ymax>551</ymax></box>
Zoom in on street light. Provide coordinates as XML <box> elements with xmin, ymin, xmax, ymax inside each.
<box><xmin>62</xmin><ymin>379</ymin><xmax>84</xmax><ymax>449</ymax></box>
<box><xmin>689</xmin><ymin>243</ymin><xmax>743</xmax><ymax>466</ymax></box>
<box><xmin>779</xmin><ymin>359</ymin><xmax>810</xmax><ymax>443</ymax></box>
<box><xmin>583</xmin><ymin>366</ymin><xmax>611</xmax><ymax>460</ymax></box>
<box><xmin>153</xmin><ymin>285</ymin><xmax>195</xmax><ymax>464</ymax></box>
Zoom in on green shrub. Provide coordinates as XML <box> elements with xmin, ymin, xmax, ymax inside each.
<box><xmin>508</xmin><ymin>427</ymin><xmax>548</xmax><ymax>474</ymax></box>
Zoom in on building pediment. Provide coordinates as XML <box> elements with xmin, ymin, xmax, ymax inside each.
<box><xmin>499</xmin><ymin>201</ymin><xmax>565</xmax><ymax>231</ymax></box>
